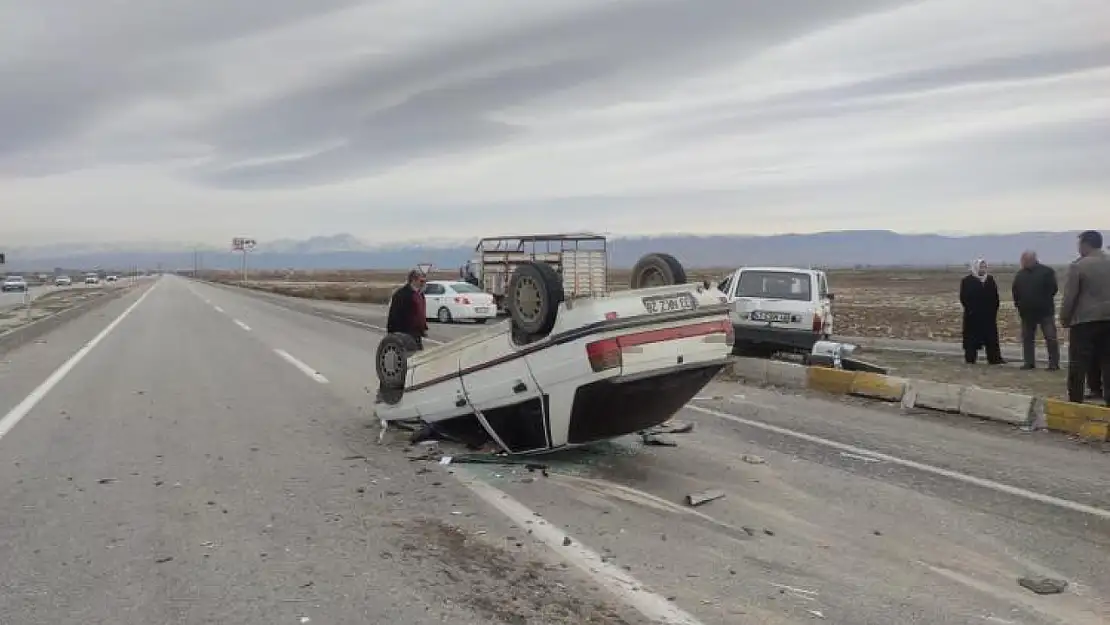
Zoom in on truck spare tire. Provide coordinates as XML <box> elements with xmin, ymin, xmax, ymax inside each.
<box><xmin>630</xmin><ymin>253</ymin><xmax>687</xmax><ymax>288</ymax></box>
<box><xmin>508</xmin><ymin>262</ymin><xmax>565</xmax><ymax>337</ymax></box>
<box><xmin>376</xmin><ymin>332</ymin><xmax>421</xmax><ymax>402</ymax></box>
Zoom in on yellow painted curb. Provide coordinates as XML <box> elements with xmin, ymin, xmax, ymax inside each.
<box><xmin>1043</xmin><ymin>398</ymin><xmax>1110</xmax><ymax>437</ymax></box>
<box><xmin>849</xmin><ymin>372</ymin><xmax>906</xmax><ymax>402</ymax></box>
<box><xmin>806</xmin><ymin>366</ymin><xmax>857</xmax><ymax>395</ymax></box>
<box><xmin>1078</xmin><ymin>421</ymin><xmax>1110</xmax><ymax>442</ymax></box>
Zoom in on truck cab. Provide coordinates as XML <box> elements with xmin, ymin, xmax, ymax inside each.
<box><xmin>717</xmin><ymin>266</ymin><xmax>833</xmax><ymax>356</ymax></box>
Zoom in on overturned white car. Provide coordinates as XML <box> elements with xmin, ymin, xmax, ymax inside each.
<box><xmin>374</xmin><ymin>253</ymin><xmax>734</xmax><ymax>454</ymax></box>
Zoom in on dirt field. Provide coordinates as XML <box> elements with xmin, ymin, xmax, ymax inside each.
<box><xmin>203</xmin><ymin>265</ymin><xmax>1059</xmax><ymax>342</ymax></box>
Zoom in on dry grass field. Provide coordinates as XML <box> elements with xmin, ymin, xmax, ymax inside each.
<box><xmin>204</xmin><ymin>265</ymin><xmax>1057</xmax><ymax>343</ymax></box>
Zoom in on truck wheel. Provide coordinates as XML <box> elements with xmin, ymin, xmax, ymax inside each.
<box><xmin>630</xmin><ymin>253</ymin><xmax>687</xmax><ymax>288</ymax></box>
<box><xmin>376</xmin><ymin>332</ymin><xmax>420</xmax><ymax>397</ymax></box>
<box><xmin>508</xmin><ymin>262</ymin><xmax>564</xmax><ymax>337</ymax></box>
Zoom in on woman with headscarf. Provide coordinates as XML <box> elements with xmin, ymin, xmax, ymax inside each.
<box><xmin>959</xmin><ymin>258</ymin><xmax>1005</xmax><ymax>365</ymax></box>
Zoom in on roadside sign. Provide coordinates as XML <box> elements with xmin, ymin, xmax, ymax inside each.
<box><xmin>416</xmin><ymin>263</ymin><xmax>433</xmax><ymax>274</ymax></box>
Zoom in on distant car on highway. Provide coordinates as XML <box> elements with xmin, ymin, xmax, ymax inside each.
<box><xmin>55</xmin><ymin>275</ymin><xmax>73</xmax><ymax>286</ymax></box>
<box><xmin>106</xmin><ymin>275</ymin><xmax>118</xmax><ymax>283</ymax></box>
<box><xmin>2</xmin><ymin>275</ymin><xmax>29</xmax><ymax>292</ymax></box>
<box><xmin>422</xmin><ymin>280</ymin><xmax>498</xmax><ymax>323</ymax></box>
<box><xmin>84</xmin><ymin>274</ymin><xmax>100</xmax><ymax>285</ymax></box>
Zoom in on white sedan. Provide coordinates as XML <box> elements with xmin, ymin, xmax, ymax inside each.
<box><xmin>423</xmin><ymin>280</ymin><xmax>497</xmax><ymax>323</ymax></box>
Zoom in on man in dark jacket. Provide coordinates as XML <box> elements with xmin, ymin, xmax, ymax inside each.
<box><xmin>1012</xmin><ymin>250</ymin><xmax>1060</xmax><ymax>370</ymax></box>
<box><xmin>386</xmin><ymin>269</ymin><xmax>428</xmax><ymax>349</ymax></box>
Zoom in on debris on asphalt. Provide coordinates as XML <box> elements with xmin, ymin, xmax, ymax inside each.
<box><xmin>97</xmin><ymin>478</ymin><xmax>117</xmax><ymax>484</ymax></box>
<box><xmin>562</xmin><ymin>536</ymin><xmax>572</xmax><ymax>546</ymax></box>
<box><xmin>155</xmin><ymin>556</ymin><xmax>174</xmax><ymax>564</ymax></box>
<box><xmin>1018</xmin><ymin>577</ymin><xmax>1068</xmax><ymax>595</ymax></box>
<box><xmin>645</xmin><ymin>420</ymin><xmax>695</xmax><ymax>435</ymax></box>
<box><xmin>807</xmin><ymin>609</ymin><xmax>826</xmax><ymax>619</ymax></box>
<box><xmin>640</xmin><ymin>433</ymin><xmax>677</xmax><ymax>446</ymax></box>
<box><xmin>741</xmin><ymin>455</ymin><xmax>766</xmax><ymax>465</ymax></box>
<box><xmin>685</xmin><ymin>489</ymin><xmax>726</xmax><ymax>507</ymax></box>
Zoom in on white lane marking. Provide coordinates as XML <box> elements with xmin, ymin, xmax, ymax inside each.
<box><xmin>686</xmin><ymin>404</ymin><xmax>1110</xmax><ymax>520</ymax></box>
<box><xmin>451</xmin><ymin>468</ymin><xmax>706</xmax><ymax>625</ymax></box>
<box><xmin>0</xmin><ymin>283</ymin><xmax>157</xmax><ymax>442</ymax></box>
<box><xmin>233</xmin><ymin>319</ymin><xmax>251</xmax><ymax>331</ymax></box>
<box><xmin>213</xmin><ymin>306</ymin><xmax>225</xmax><ymax>313</ymax></box>
<box><xmin>273</xmin><ymin>349</ymin><xmax>329</xmax><ymax>383</ymax></box>
<box><xmin>329</xmin><ymin>315</ymin><xmax>446</xmax><ymax>345</ymax></box>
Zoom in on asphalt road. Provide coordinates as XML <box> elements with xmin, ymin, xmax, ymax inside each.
<box><xmin>1</xmin><ymin>276</ymin><xmax>1107</xmax><ymax>624</ymax></box>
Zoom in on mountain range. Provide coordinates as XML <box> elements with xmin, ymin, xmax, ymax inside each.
<box><xmin>0</xmin><ymin>230</ymin><xmax>1098</xmax><ymax>272</ymax></box>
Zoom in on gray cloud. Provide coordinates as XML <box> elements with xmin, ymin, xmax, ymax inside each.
<box><xmin>656</xmin><ymin>42</ymin><xmax>1110</xmax><ymax>143</ymax></box>
<box><xmin>1</xmin><ymin>0</ymin><xmax>1108</xmax><ymax>243</ymax></box>
<box><xmin>0</xmin><ymin>0</ymin><xmax>362</xmax><ymax>162</ymax></box>
<box><xmin>187</xmin><ymin>0</ymin><xmax>897</xmax><ymax>187</ymax></box>
<box><xmin>194</xmin><ymin>58</ymin><xmax>610</xmax><ymax>188</ymax></box>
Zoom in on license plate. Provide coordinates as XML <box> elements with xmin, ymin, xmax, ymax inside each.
<box><xmin>641</xmin><ymin>293</ymin><xmax>697</xmax><ymax>315</ymax></box>
<box><xmin>750</xmin><ymin>310</ymin><xmax>792</xmax><ymax>323</ymax></box>
<box><xmin>474</xmin><ymin>307</ymin><xmax>489</xmax><ymax>314</ymax></box>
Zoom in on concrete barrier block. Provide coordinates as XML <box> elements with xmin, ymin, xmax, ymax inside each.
<box><xmin>849</xmin><ymin>372</ymin><xmax>907</xmax><ymax>402</ymax></box>
<box><xmin>1042</xmin><ymin>398</ymin><xmax>1110</xmax><ymax>435</ymax></box>
<box><xmin>958</xmin><ymin>387</ymin><xmax>1034</xmax><ymax>425</ymax></box>
<box><xmin>730</xmin><ymin>358</ymin><xmax>769</xmax><ymax>384</ymax></box>
<box><xmin>908</xmin><ymin>380</ymin><xmax>964</xmax><ymax>413</ymax></box>
<box><xmin>806</xmin><ymin>366</ymin><xmax>857</xmax><ymax>395</ymax></box>
<box><xmin>764</xmin><ymin>361</ymin><xmax>807</xmax><ymax>389</ymax></box>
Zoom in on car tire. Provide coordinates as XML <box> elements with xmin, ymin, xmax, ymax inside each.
<box><xmin>375</xmin><ymin>332</ymin><xmax>421</xmax><ymax>401</ymax></box>
<box><xmin>437</xmin><ymin>307</ymin><xmax>453</xmax><ymax>323</ymax></box>
<box><xmin>629</xmin><ymin>253</ymin><xmax>687</xmax><ymax>288</ymax></box>
<box><xmin>507</xmin><ymin>262</ymin><xmax>564</xmax><ymax>337</ymax></box>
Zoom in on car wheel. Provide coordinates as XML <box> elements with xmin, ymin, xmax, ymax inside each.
<box><xmin>629</xmin><ymin>253</ymin><xmax>687</xmax><ymax>288</ymax></box>
<box><xmin>375</xmin><ymin>332</ymin><xmax>421</xmax><ymax>401</ymax></box>
<box><xmin>437</xmin><ymin>307</ymin><xmax>453</xmax><ymax>323</ymax></box>
<box><xmin>507</xmin><ymin>262</ymin><xmax>564</xmax><ymax>337</ymax></box>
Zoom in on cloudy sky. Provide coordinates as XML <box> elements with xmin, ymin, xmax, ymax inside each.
<box><xmin>2</xmin><ymin>0</ymin><xmax>1108</xmax><ymax>246</ymax></box>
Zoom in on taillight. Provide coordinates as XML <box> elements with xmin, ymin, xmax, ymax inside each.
<box><xmin>812</xmin><ymin>314</ymin><xmax>823</xmax><ymax>334</ymax></box>
<box><xmin>586</xmin><ymin>338</ymin><xmax>622</xmax><ymax>372</ymax></box>
<box><xmin>586</xmin><ymin>319</ymin><xmax>733</xmax><ymax>372</ymax></box>
<box><xmin>455</xmin><ymin>296</ymin><xmax>471</xmax><ymax>305</ymax></box>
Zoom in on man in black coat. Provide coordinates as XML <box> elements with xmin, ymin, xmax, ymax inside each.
<box><xmin>386</xmin><ymin>269</ymin><xmax>428</xmax><ymax>349</ymax></box>
<box><xmin>1011</xmin><ymin>250</ymin><xmax>1060</xmax><ymax>370</ymax></box>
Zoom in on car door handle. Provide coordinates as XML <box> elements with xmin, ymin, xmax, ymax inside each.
<box><xmin>512</xmin><ymin>381</ymin><xmax>527</xmax><ymax>394</ymax></box>
<box><xmin>455</xmin><ymin>397</ymin><xmax>467</xmax><ymax>408</ymax></box>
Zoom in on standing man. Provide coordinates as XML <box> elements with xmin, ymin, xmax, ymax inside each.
<box><xmin>1012</xmin><ymin>250</ymin><xmax>1060</xmax><ymax>370</ymax></box>
<box><xmin>1059</xmin><ymin>231</ymin><xmax>1110</xmax><ymax>404</ymax></box>
<box><xmin>386</xmin><ymin>269</ymin><xmax>428</xmax><ymax>349</ymax></box>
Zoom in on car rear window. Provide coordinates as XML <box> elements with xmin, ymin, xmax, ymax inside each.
<box><xmin>449</xmin><ymin>282</ymin><xmax>483</xmax><ymax>293</ymax></box>
<box><xmin>736</xmin><ymin>271</ymin><xmax>812</xmax><ymax>301</ymax></box>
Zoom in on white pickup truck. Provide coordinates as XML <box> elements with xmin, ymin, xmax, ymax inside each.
<box><xmin>376</xmin><ymin>253</ymin><xmax>733</xmax><ymax>454</ymax></box>
<box><xmin>716</xmin><ymin>266</ymin><xmax>833</xmax><ymax>357</ymax></box>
